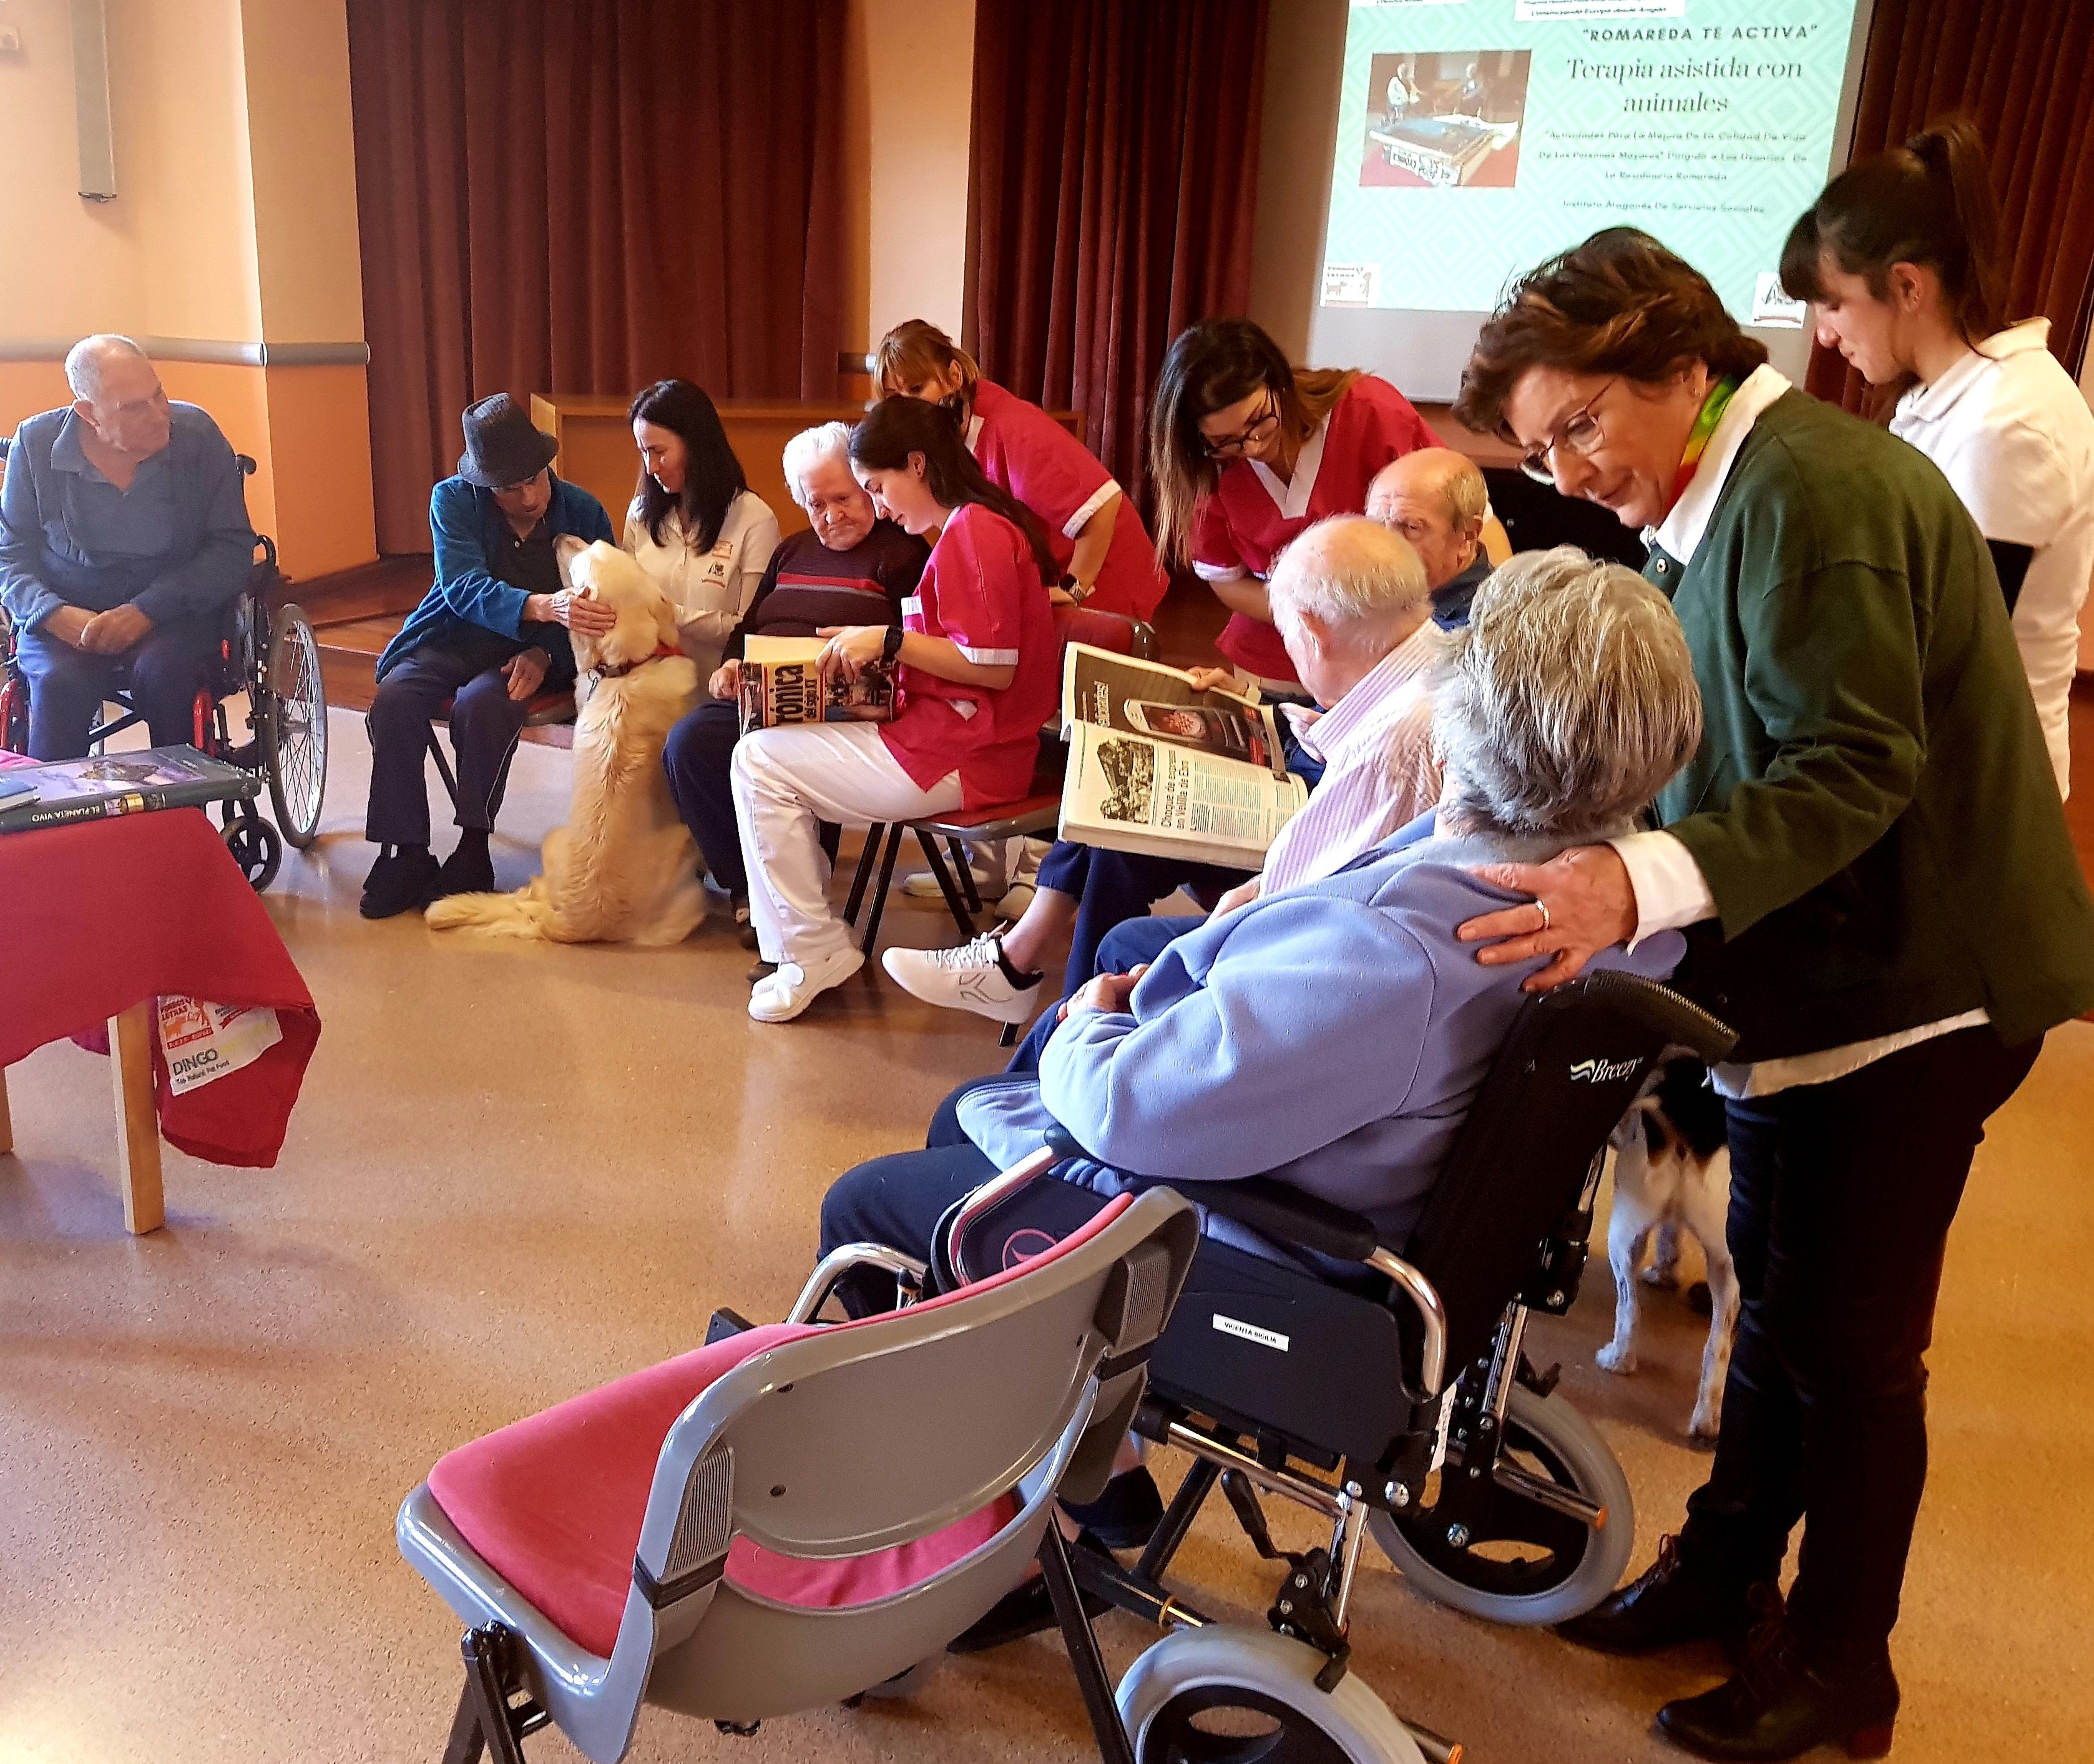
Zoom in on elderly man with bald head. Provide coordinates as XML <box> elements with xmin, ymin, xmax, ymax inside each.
<box><xmin>1367</xmin><ymin>446</ymin><xmax>1493</xmax><ymax>630</ymax></box>
<box><xmin>1</xmin><ymin>335</ymin><xmax>255</xmax><ymax>759</ymax></box>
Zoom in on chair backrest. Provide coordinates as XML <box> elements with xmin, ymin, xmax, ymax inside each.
<box><xmin>623</xmin><ymin>1187</ymin><xmax>1199</xmax><ymax>1726</ymax></box>
<box><xmin>1402</xmin><ymin>969</ymin><xmax>1734</xmax><ymax>1376</ymax></box>
<box><xmin>1055</xmin><ymin>604</ymin><xmax>1158</xmax><ymax>665</ymax></box>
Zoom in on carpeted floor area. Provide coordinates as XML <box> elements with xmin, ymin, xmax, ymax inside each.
<box><xmin>3</xmin><ymin>707</ymin><xmax>2091</xmax><ymax>1764</ymax></box>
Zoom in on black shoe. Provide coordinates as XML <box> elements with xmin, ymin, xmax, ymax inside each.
<box><xmin>359</xmin><ymin>845</ymin><xmax>441</xmax><ymax>919</ymax></box>
<box><xmin>947</xmin><ymin>1531</ymin><xmax>1113</xmax><ymax>1655</ymax></box>
<box><xmin>1656</xmin><ymin>1620</ymin><xmax>1898</xmax><ymax>1762</ymax></box>
<box><xmin>733</xmin><ymin>894</ymin><xmax>758</xmax><ymax>950</ymax></box>
<box><xmin>1557</xmin><ymin>1534</ymin><xmax>1774</xmax><ymax>1658</ymax></box>
<box><xmin>434</xmin><ymin>838</ymin><xmax>496</xmax><ymax>898</ymax></box>
<box><xmin>1062</xmin><ymin>1467</ymin><xmax>1165</xmax><ymax>1552</ymax></box>
<box><xmin>747</xmin><ymin>959</ymin><xmax>778</xmax><ymax>984</ymax></box>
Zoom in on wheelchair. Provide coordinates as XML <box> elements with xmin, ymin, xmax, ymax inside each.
<box><xmin>0</xmin><ymin>447</ymin><xmax>329</xmax><ymax>890</ymax></box>
<box><xmin>901</xmin><ymin>968</ymin><xmax>1739</xmax><ymax>1756</ymax></box>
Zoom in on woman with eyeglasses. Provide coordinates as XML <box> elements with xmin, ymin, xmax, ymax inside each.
<box><xmin>875</xmin><ymin>320</ymin><xmax>1165</xmax><ymax>619</ymax></box>
<box><xmin>1451</xmin><ymin>226</ymin><xmax>2094</xmax><ymax>1761</ymax></box>
<box><xmin>1148</xmin><ymin>316</ymin><xmax>1451</xmax><ymax>690</ymax></box>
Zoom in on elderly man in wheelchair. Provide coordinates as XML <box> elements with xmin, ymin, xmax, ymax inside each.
<box><xmin>396</xmin><ymin>548</ymin><xmax>1731</xmax><ymax>1764</ymax></box>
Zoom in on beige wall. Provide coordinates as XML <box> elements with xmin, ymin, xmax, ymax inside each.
<box><xmin>1247</xmin><ymin>0</ymin><xmax>1348</xmax><ymax>364</ymax></box>
<box><xmin>842</xmin><ymin>0</ymin><xmax>977</xmax><ymax>358</ymax></box>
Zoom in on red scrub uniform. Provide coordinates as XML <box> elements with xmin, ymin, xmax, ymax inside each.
<box><xmin>1192</xmin><ymin>375</ymin><xmax>1440</xmax><ymax>683</ymax></box>
<box><xmin>967</xmin><ymin>380</ymin><xmax>1166</xmax><ymax>620</ymax></box>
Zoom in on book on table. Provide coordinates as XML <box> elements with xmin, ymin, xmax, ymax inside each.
<box><xmin>736</xmin><ymin>635</ymin><xmax>895</xmax><ymax>733</ymax></box>
<box><xmin>0</xmin><ymin>745</ymin><xmax>258</xmax><ymax>835</ymax></box>
<box><xmin>1056</xmin><ymin>644</ymin><xmax>1307</xmax><ymax>868</ymax></box>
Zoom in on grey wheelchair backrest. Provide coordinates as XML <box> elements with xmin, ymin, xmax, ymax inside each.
<box><xmin>1404</xmin><ymin>971</ymin><xmax>1736</xmax><ymax>1376</ymax></box>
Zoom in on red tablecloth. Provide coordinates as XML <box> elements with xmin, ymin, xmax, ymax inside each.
<box><xmin>0</xmin><ymin>808</ymin><xmax>320</xmax><ymax>1166</ymax></box>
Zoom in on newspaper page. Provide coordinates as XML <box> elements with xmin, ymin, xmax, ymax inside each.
<box><xmin>1059</xmin><ymin>721</ymin><xmax>1308</xmax><ymax>868</ymax></box>
<box><xmin>1060</xmin><ymin>644</ymin><xmax>1288</xmax><ymax>780</ymax></box>
<box><xmin>157</xmin><ymin>996</ymin><xmax>284</xmax><ymax>1096</ymax></box>
<box><xmin>737</xmin><ymin>636</ymin><xmax>894</xmax><ymax>733</ymax></box>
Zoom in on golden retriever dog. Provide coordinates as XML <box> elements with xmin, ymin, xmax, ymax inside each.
<box><xmin>425</xmin><ymin>540</ymin><xmax>707</xmax><ymax>944</ymax></box>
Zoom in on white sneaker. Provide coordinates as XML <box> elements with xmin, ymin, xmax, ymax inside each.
<box><xmin>882</xmin><ymin>933</ymin><xmax>1044</xmax><ymax>1026</ymax></box>
<box><xmin>899</xmin><ymin>865</ymin><xmax>996</xmax><ymax>904</ymax></box>
<box><xmin>748</xmin><ymin>946</ymin><xmax>865</xmax><ymax>1023</ymax></box>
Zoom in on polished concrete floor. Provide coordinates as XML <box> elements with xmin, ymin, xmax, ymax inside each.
<box><xmin>4</xmin><ymin>707</ymin><xmax>2092</xmax><ymax>1764</ymax></box>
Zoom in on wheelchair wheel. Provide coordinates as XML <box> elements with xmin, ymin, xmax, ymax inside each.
<box><xmin>223</xmin><ymin>809</ymin><xmax>282</xmax><ymax>891</ymax></box>
<box><xmin>1117</xmin><ymin>1627</ymin><xmax>1426</xmax><ymax>1764</ymax></box>
<box><xmin>1368</xmin><ymin>1382</ymin><xmax>1633</xmax><ymax>1627</ymax></box>
<box><xmin>262</xmin><ymin>604</ymin><xmax>328</xmax><ymax>848</ymax></box>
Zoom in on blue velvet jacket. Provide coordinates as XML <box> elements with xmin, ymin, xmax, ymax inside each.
<box><xmin>376</xmin><ymin>474</ymin><xmax>614</xmax><ymax>680</ymax></box>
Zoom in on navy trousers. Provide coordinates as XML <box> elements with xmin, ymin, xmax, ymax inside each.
<box><xmin>1678</xmin><ymin>1024</ymin><xmax>2042</xmax><ymax>1663</ymax></box>
<box><xmin>660</xmin><ymin>697</ymin><xmax>838</xmax><ymax>897</ymax></box>
<box><xmin>15</xmin><ymin>612</ymin><xmax>222</xmax><ymax>761</ymax></box>
<box><xmin>1034</xmin><ymin>840</ymin><xmax>1246</xmax><ymax>994</ymax></box>
<box><xmin>364</xmin><ymin>628</ymin><xmax>568</xmax><ymax>846</ymax></box>
<box><xmin>1007</xmin><ymin>913</ymin><xmax>1200</xmax><ymax>1072</ymax></box>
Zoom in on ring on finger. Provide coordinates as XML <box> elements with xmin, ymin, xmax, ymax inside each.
<box><xmin>1535</xmin><ymin>899</ymin><xmax>1552</xmax><ymax>933</ymax></box>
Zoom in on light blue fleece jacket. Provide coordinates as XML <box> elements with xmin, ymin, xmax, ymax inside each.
<box><xmin>959</xmin><ymin>814</ymin><xmax>1685</xmax><ymax>1245</ymax></box>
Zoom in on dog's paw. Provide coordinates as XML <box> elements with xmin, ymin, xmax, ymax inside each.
<box><xmin>1595</xmin><ymin>1342</ymin><xmax>1637</xmax><ymax>1375</ymax></box>
<box><xmin>1638</xmin><ymin>1262</ymin><xmax>1680</xmax><ymax>1289</ymax></box>
<box><xmin>1687</xmin><ymin>1406</ymin><xmax>1723</xmax><ymax>1446</ymax></box>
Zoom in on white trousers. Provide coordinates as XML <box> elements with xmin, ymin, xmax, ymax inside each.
<box><xmin>731</xmin><ymin>722</ymin><xmax>963</xmax><ymax>967</ymax></box>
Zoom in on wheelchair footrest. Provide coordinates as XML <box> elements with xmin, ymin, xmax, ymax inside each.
<box><xmin>705</xmin><ymin>1308</ymin><xmax>757</xmax><ymax>1345</ymax></box>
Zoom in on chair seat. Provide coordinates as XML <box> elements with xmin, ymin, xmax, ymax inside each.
<box><xmin>911</xmin><ymin>790</ymin><xmax>1062</xmax><ymax>844</ymax></box>
<box><xmin>432</xmin><ymin>685</ymin><xmax>576</xmax><ymax>728</ymax></box>
<box><xmin>428</xmin><ymin>1320</ymin><xmax>1021</xmax><ymax>1658</ymax></box>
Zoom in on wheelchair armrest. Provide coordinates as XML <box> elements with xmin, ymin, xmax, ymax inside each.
<box><xmin>1042</xmin><ymin>1125</ymin><xmax>1381</xmax><ymax>1264</ymax></box>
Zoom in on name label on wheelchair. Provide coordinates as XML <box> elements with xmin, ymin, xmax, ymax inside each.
<box><xmin>1568</xmin><ymin>1056</ymin><xmax>1640</xmax><ymax>1084</ymax></box>
<box><xmin>1211</xmin><ymin>1312</ymin><xmax>1289</xmax><ymax>1353</ymax></box>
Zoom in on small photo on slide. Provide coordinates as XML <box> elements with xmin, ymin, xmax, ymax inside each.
<box><xmin>1363</xmin><ymin>51</ymin><xmax>1531</xmax><ymax>190</ymax></box>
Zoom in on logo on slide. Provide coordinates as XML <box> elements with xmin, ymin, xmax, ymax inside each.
<box><xmin>1753</xmin><ymin>274</ymin><xmax>1808</xmax><ymax>329</ymax></box>
<box><xmin>1568</xmin><ymin>1056</ymin><xmax>1640</xmax><ymax>1084</ymax></box>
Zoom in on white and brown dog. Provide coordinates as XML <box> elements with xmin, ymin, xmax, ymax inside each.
<box><xmin>425</xmin><ymin>540</ymin><xmax>707</xmax><ymax>945</ymax></box>
<box><xmin>1597</xmin><ymin>1058</ymin><xmax>1739</xmax><ymax>1441</ymax></box>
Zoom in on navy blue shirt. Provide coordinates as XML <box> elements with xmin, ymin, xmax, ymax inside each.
<box><xmin>1430</xmin><ymin>552</ymin><xmax>1490</xmax><ymax>630</ymax></box>
<box><xmin>1</xmin><ymin>402</ymin><xmax>254</xmax><ymax>633</ymax></box>
<box><xmin>377</xmin><ymin>474</ymin><xmax>615</xmax><ymax>680</ymax></box>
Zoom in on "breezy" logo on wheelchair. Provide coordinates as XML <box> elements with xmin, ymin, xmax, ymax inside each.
<box><xmin>1567</xmin><ymin>1056</ymin><xmax>1640</xmax><ymax>1084</ymax></box>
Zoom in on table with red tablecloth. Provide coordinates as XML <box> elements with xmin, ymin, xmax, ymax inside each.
<box><xmin>0</xmin><ymin>806</ymin><xmax>321</xmax><ymax>1230</ymax></box>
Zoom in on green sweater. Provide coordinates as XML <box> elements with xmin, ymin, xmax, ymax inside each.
<box><xmin>1649</xmin><ymin>389</ymin><xmax>2094</xmax><ymax>1061</ymax></box>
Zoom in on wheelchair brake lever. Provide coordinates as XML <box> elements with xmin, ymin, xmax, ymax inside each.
<box><xmin>1220</xmin><ymin>1469</ymin><xmax>1288</xmax><ymax>1563</ymax></box>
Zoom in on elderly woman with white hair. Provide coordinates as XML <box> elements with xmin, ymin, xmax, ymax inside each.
<box><xmin>659</xmin><ymin>422</ymin><xmax>929</xmax><ymax>936</ymax></box>
<box><xmin>819</xmin><ymin>542</ymin><xmax>1704</xmax><ymax>1300</ymax></box>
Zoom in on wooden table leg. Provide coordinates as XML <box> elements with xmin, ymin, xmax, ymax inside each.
<box><xmin>0</xmin><ymin>1063</ymin><xmax>13</xmax><ymax>1156</ymax></box>
<box><xmin>109</xmin><ymin>1002</ymin><xmax>165</xmax><ymax>1235</ymax></box>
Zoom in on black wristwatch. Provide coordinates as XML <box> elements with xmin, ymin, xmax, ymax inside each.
<box><xmin>1058</xmin><ymin>572</ymin><xmax>1092</xmax><ymax>605</ymax></box>
<box><xmin>881</xmin><ymin>624</ymin><xmax>906</xmax><ymax>665</ymax></box>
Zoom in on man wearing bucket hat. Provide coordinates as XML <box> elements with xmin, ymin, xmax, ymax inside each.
<box><xmin>360</xmin><ymin>394</ymin><xmax>617</xmax><ymax>919</ymax></box>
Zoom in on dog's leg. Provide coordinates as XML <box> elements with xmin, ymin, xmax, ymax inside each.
<box><xmin>1686</xmin><ymin>1153</ymin><xmax>1740</xmax><ymax>1443</ymax></box>
<box><xmin>1594</xmin><ymin>1198</ymin><xmax>1645</xmax><ymax>1376</ymax></box>
<box><xmin>1642</xmin><ymin>1218</ymin><xmax>1682</xmax><ymax>1288</ymax></box>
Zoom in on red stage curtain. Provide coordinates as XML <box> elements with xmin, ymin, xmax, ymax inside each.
<box><xmin>1808</xmin><ymin>0</ymin><xmax>2094</xmax><ymax>411</ymax></box>
<box><xmin>967</xmin><ymin>0</ymin><xmax>1270</xmax><ymax>515</ymax></box>
<box><xmin>346</xmin><ymin>0</ymin><xmax>846</xmax><ymax>554</ymax></box>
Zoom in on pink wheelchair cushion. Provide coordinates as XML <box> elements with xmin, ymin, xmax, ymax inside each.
<box><xmin>428</xmin><ymin>1193</ymin><xmax>1137</xmax><ymax>1659</ymax></box>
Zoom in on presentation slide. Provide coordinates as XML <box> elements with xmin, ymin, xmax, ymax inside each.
<box><xmin>1312</xmin><ymin>0</ymin><xmax>1867</xmax><ymax>397</ymax></box>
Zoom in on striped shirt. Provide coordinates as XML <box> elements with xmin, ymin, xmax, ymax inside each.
<box><xmin>1260</xmin><ymin>619</ymin><xmax>1449</xmax><ymax>896</ymax></box>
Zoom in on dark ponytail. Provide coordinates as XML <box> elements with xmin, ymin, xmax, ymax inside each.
<box><xmin>1780</xmin><ymin>116</ymin><xmax>2008</xmax><ymax>345</ymax></box>
<box><xmin>848</xmin><ymin>396</ymin><xmax>1057</xmax><ymax>584</ymax></box>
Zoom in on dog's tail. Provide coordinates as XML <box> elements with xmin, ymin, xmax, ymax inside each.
<box><xmin>424</xmin><ymin>880</ymin><xmax>560</xmax><ymax>939</ymax></box>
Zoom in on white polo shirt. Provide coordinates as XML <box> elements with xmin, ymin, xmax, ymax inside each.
<box><xmin>1889</xmin><ymin>319</ymin><xmax>2094</xmax><ymax>798</ymax></box>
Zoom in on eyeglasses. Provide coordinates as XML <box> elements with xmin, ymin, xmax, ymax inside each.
<box><xmin>1516</xmin><ymin>378</ymin><xmax>1618</xmax><ymax>483</ymax></box>
<box><xmin>1201</xmin><ymin>394</ymin><xmax>1280</xmax><ymax>459</ymax></box>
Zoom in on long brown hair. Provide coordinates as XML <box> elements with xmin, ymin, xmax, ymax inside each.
<box><xmin>848</xmin><ymin>396</ymin><xmax>1055</xmax><ymax>584</ymax></box>
<box><xmin>1454</xmin><ymin>228</ymin><xmax>1768</xmax><ymax>441</ymax></box>
<box><xmin>1146</xmin><ymin>317</ymin><xmax>1361</xmax><ymax>566</ymax></box>
<box><xmin>1779</xmin><ymin>117</ymin><xmax>2008</xmax><ymax>348</ymax></box>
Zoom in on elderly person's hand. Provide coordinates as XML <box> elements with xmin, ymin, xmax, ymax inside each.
<box><xmin>1183</xmin><ymin>665</ymin><xmax>1244</xmax><ymax>696</ymax></box>
<box><xmin>708</xmin><ymin>659</ymin><xmax>742</xmax><ymax>701</ymax></box>
<box><xmin>1458</xmin><ymin>844</ymin><xmax>1640</xmax><ymax>992</ymax></box>
<box><xmin>526</xmin><ymin>587</ymin><xmax>618</xmax><ymax>635</ymax></box>
<box><xmin>1212</xmin><ymin>876</ymin><xmax>1263</xmax><ymax>918</ymax></box>
<box><xmin>1060</xmin><ymin>964</ymin><xmax>1149</xmax><ymax>1022</ymax></box>
<box><xmin>502</xmin><ymin>647</ymin><xmax>550</xmax><ymax>702</ymax></box>
<box><xmin>39</xmin><ymin>605</ymin><xmax>97</xmax><ymax>650</ymax></box>
<box><xmin>79</xmin><ymin>604</ymin><xmax>154</xmax><ymax>655</ymax></box>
